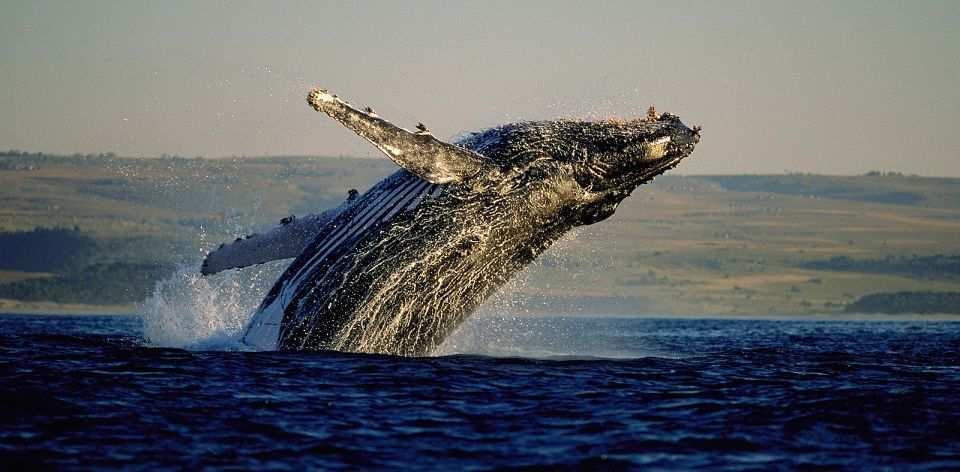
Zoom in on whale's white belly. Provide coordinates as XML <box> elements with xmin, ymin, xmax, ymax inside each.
<box><xmin>242</xmin><ymin>298</ymin><xmax>283</xmax><ymax>350</ymax></box>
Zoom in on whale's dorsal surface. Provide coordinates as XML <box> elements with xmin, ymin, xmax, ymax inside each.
<box><xmin>218</xmin><ymin>87</ymin><xmax>700</xmax><ymax>355</ymax></box>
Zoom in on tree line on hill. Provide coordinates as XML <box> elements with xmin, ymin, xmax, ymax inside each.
<box><xmin>845</xmin><ymin>291</ymin><xmax>960</xmax><ymax>314</ymax></box>
<box><xmin>0</xmin><ymin>262</ymin><xmax>171</xmax><ymax>305</ymax></box>
<box><xmin>802</xmin><ymin>254</ymin><xmax>960</xmax><ymax>279</ymax></box>
<box><xmin>0</xmin><ymin>227</ymin><xmax>97</xmax><ymax>272</ymax></box>
<box><xmin>0</xmin><ymin>227</ymin><xmax>172</xmax><ymax>304</ymax></box>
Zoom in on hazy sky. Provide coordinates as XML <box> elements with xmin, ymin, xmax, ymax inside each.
<box><xmin>2</xmin><ymin>1</ymin><xmax>958</xmax><ymax>175</ymax></box>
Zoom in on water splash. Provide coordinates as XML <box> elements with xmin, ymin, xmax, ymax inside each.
<box><xmin>436</xmin><ymin>313</ymin><xmax>659</xmax><ymax>359</ymax></box>
<box><xmin>435</xmin><ymin>230</ymin><xmax>599</xmax><ymax>357</ymax></box>
<box><xmin>139</xmin><ymin>262</ymin><xmax>284</xmax><ymax>350</ymax></box>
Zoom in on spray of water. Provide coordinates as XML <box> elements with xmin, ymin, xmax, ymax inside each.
<box><xmin>435</xmin><ymin>229</ymin><xmax>589</xmax><ymax>357</ymax></box>
<box><xmin>139</xmin><ymin>260</ymin><xmax>284</xmax><ymax>350</ymax></box>
<box><xmin>108</xmin><ymin>149</ymin><xmax>285</xmax><ymax>351</ymax></box>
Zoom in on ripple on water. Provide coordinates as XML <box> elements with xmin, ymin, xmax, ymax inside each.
<box><xmin>0</xmin><ymin>314</ymin><xmax>958</xmax><ymax>469</ymax></box>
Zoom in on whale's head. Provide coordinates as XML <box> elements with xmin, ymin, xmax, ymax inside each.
<box><xmin>568</xmin><ymin>112</ymin><xmax>700</xmax><ymax>193</ymax></box>
<box><xmin>459</xmin><ymin>110</ymin><xmax>700</xmax><ymax>226</ymax></box>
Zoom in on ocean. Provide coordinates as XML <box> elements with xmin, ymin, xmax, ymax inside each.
<box><xmin>1</xmin><ymin>314</ymin><xmax>958</xmax><ymax>470</ymax></box>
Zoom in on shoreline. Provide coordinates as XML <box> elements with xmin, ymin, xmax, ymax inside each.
<box><xmin>0</xmin><ymin>299</ymin><xmax>136</xmax><ymax>316</ymax></box>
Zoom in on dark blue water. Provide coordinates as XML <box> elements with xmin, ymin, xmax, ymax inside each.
<box><xmin>1</xmin><ymin>314</ymin><xmax>958</xmax><ymax>470</ymax></box>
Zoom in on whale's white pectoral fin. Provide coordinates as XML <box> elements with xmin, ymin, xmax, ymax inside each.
<box><xmin>201</xmin><ymin>194</ymin><xmax>357</xmax><ymax>275</ymax></box>
<box><xmin>201</xmin><ymin>212</ymin><xmax>333</xmax><ymax>275</ymax></box>
<box><xmin>307</xmin><ymin>89</ymin><xmax>493</xmax><ymax>184</ymax></box>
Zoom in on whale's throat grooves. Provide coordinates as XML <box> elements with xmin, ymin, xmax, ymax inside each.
<box><xmin>279</xmin><ymin>184</ymin><xmax>572</xmax><ymax>356</ymax></box>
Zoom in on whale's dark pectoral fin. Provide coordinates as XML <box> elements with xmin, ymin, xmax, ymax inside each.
<box><xmin>307</xmin><ymin>88</ymin><xmax>493</xmax><ymax>184</ymax></box>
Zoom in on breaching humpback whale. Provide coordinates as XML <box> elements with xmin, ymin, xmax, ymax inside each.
<box><xmin>203</xmin><ymin>88</ymin><xmax>700</xmax><ymax>355</ymax></box>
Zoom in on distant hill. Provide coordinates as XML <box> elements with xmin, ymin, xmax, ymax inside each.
<box><xmin>2</xmin><ymin>151</ymin><xmax>959</xmax><ymax>315</ymax></box>
<box><xmin>845</xmin><ymin>291</ymin><xmax>960</xmax><ymax>315</ymax></box>
<box><xmin>0</xmin><ymin>227</ymin><xmax>96</xmax><ymax>272</ymax></box>
<box><xmin>802</xmin><ymin>255</ymin><xmax>960</xmax><ymax>280</ymax></box>
<box><xmin>701</xmin><ymin>174</ymin><xmax>960</xmax><ymax>208</ymax></box>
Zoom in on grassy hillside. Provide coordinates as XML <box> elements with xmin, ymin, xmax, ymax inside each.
<box><xmin>1</xmin><ymin>151</ymin><xmax>958</xmax><ymax>315</ymax></box>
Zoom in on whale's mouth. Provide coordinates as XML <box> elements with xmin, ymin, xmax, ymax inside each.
<box><xmin>635</xmin><ymin>152</ymin><xmax>689</xmax><ymax>184</ymax></box>
<box><xmin>631</xmin><ymin>126</ymin><xmax>698</xmax><ymax>185</ymax></box>
<box><xmin>581</xmin><ymin>117</ymin><xmax>699</xmax><ymax>194</ymax></box>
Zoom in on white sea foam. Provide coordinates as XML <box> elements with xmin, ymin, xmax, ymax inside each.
<box><xmin>436</xmin><ymin>229</ymin><xmax>602</xmax><ymax>357</ymax></box>
<box><xmin>139</xmin><ymin>262</ymin><xmax>284</xmax><ymax>350</ymax></box>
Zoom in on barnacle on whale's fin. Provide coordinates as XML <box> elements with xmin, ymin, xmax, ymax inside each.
<box><xmin>307</xmin><ymin>88</ymin><xmax>494</xmax><ymax>185</ymax></box>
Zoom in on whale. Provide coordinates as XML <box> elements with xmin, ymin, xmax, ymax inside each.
<box><xmin>203</xmin><ymin>88</ymin><xmax>700</xmax><ymax>355</ymax></box>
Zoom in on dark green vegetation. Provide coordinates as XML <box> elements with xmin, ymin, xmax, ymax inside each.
<box><xmin>0</xmin><ymin>226</ymin><xmax>165</xmax><ymax>304</ymax></box>
<box><xmin>1</xmin><ymin>151</ymin><xmax>959</xmax><ymax>314</ymax></box>
<box><xmin>701</xmin><ymin>174</ymin><xmax>960</xmax><ymax>208</ymax></box>
<box><xmin>0</xmin><ymin>262</ymin><xmax>169</xmax><ymax>304</ymax></box>
<box><xmin>0</xmin><ymin>227</ymin><xmax>96</xmax><ymax>272</ymax></box>
<box><xmin>845</xmin><ymin>291</ymin><xmax>960</xmax><ymax>314</ymax></box>
<box><xmin>803</xmin><ymin>255</ymin><xmax>960</xmax><ymax>280</ymax></box>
